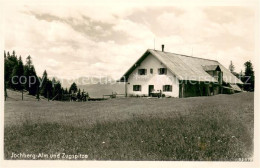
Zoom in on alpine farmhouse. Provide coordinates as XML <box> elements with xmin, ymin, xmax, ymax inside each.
<box><xmin>119</xmin><ymin>45</ymin><xmax>243</xmax><ymax>98</ymax></box>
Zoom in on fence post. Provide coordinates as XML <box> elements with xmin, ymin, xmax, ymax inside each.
<box><xmin>37</xmin><ymin>85</ymin><xmax>40</xmax><ymax>101</ymax></box>
<box><xmin>125</xmin><ymin>82</ymin><xmax>127</xmax><ymax>97</ymax></box>
<box><xmin>22</xmin><ymin>89</ymin><xmax>23</xmax><ymax>100</ymax></box>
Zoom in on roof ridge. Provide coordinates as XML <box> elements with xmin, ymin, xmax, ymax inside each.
<box><xmin>148</xmin><ymin>49</ymin><xmax>218</xmax><ymax>62</ymax></box>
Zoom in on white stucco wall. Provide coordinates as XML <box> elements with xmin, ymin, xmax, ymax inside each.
<box><xmin>127</xmin><ymin>54</ymin><xmax>179</xmax><ymax>97</ymax></box>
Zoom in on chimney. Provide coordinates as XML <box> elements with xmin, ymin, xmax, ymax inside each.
<box><xmin>162</xmin><ymin>44</ymin><xmax>164</xmax><ymax>52</ymax></box>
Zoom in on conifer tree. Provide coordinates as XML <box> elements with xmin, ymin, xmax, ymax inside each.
<box><xmin>7</xmin><ymin>51</ymin><xmax>10</xmax><ymax>58</ymax></box>
<box><xmin>69</xmin><ymin>82</ymin><xmax>77</xmax><ymax>94</ymax></box>
<box><xmin>244</xmin><ymin>61</ymin><xmax>254</xmax><ymax>91</ymax></box>
<box><xmin>40</xmin><ymin>70</ymin><xmax>48</xmax><ymax>97</ymax></box>
<box><xmin>11</xmin><ymin>56</ymin><xmax>24</xmax><ymax>90</ymax></box>
<box><xmin>28</xmin><ymin>66</ymin><xmax>38</xmax><ymax>95</ymax></box>
<box><xmin>5</xmin><ymin>51</ymin><xmax>18</xmax><ymax>88</ymax></box>
<box><xmin>229</xmin><ymin>61</ymin><xmax>235</xmax><ymax>73</ymax></box>
<box><xmin>24</xmin><ymin>55</ymin><xmax>33</xmax><ymax>91</ymax></box>
<box><xmin>46</xmin><ymin>79</ymin><xmax>53</xmax><ymax>100</ymax></box>
<box><xmin>64</xmin><ymin>88</ymin><xmax>68</xmax><ymax>94</ymax></box>
<box><xmin>77</xmin><ymin>88</ymin><xmax>81</xmax><ymax>100</ymax></box>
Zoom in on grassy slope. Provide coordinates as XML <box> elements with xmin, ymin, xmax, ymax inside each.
<box><xmin>5</xmin><ymin>89</ymin><xmax>48</xmax><ymax>102</ymax></box>
<box><xmin>4</xmin><ymin>92</ymin><xmax>254</xmax><ymax>160</ymax></box>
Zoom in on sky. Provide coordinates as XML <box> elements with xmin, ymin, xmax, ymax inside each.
<box><xmin>3</xmin><ymin>1</ymin><xmax>256</xmax><ymax>81</ymax></box>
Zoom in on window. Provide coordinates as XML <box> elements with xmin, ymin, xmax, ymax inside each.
<box><xmin>150</xmin><ymin>68</ymin><xmax>153</xmax><ymax>74</ymax></box>
<box><xmin>138</xmin><ymin>69</ymin><xmax>147</xmax><ymax>75</ymax></box>
<box><xmin>163</xmin><ymin>85</ymin><xmax>172</xmax><ymax>92</ymax></box>
<box><xmin>158</xmin><ymin>68</ymin><xmax>167</xmax><ymax>75</ymax></box>
<box><xmin>133</xmin><ymin>85</ymin><xmax>142</xmax><ymax>91</ymax></box>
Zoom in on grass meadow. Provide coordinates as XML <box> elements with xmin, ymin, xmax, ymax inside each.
<box><xmin>4</xmin><ymin>92</ymin><xmax>254</xmax><ymax>160</ymax></box>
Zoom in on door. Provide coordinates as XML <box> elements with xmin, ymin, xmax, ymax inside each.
<box><xmin>148</xmin><ymin>85</ymin><xmax>154</xmax><ymax>96</ymax></box>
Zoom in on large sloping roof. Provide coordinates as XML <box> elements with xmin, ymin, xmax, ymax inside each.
<box><xmin>120</xmin><ymin>49</ymin><xmax>243</xmax><ymax>84</ymax></box>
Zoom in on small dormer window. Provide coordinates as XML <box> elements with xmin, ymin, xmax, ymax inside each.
<box><xmin>202</xmin><ymin>65</ymin><xmax>222</xmax><ymax>84</ymax></box>
<box><xmin>138</xmin><ymin>69</ymin><xmax>147</xmax><ymax>75</ymax></box>
<box><xmin>158</xmin><ymin>68</ymin><xmax>167</xmax><ymax>75</ymax></box>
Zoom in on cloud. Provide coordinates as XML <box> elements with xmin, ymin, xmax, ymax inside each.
<box><xmin>25</xmin><ymin>11</ymin><xmax>131</xmax><ymax>45</ymax></box>
<box><xmin>4</xmin><ymin>4</ymin><xmax>256</xmax><ymax>84</ymax></box>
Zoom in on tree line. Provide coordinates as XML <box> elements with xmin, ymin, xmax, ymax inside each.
<box><xmin>4</xmin><ymin>50</ymin><xmax>255</xmax><ymax>101</ymax></box>
<box><xmin>229</xmin><ymin>60</ymin><xmax>254</xmax><ymax>92</ymax></box>
<box><xmin>4</xmin><ymin>50</ymin><xmax>88</xmax><ymax>101</ymax></box>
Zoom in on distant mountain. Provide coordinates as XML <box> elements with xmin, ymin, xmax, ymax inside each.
<box><xmin>52</xmin><ymin>76</ymin><xmax>124</xmax><ymax>98</ymax></box>
<box><xmin>54</xmin><ymin>76</ymin><xmax>120</xmax><ymax>88</ymax></box>
<box><xmin>78</xmin><ymin>83</ymin><xmax>125</xmax><ymax>98</ymax></box>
